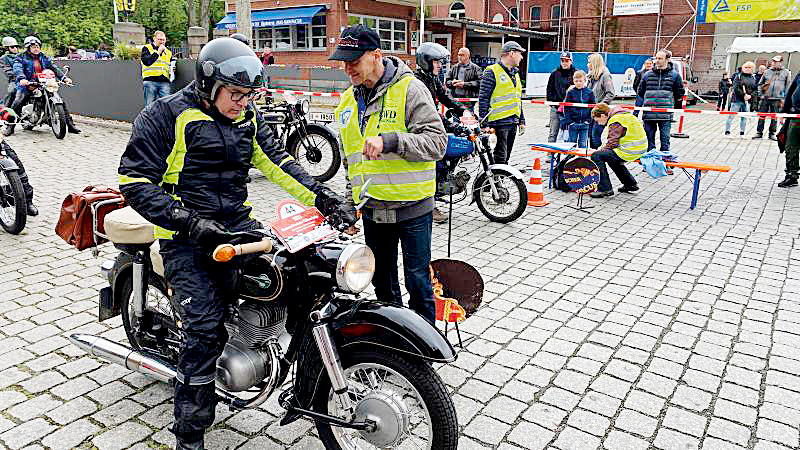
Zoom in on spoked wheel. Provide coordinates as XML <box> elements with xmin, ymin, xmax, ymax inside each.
<box><xmin>474</xmin><ymin>169</ymin><xmax>527</xmax><ymax>223</ymax></box>
<box><xmin>50</xmin><ymin>103</ymin><xmax>67</xmax><ymax>139</ymax></box>
<box><xmin>119</xmin><ymin>275</ymin><xmax>179</xmax><ymax>359</ymax></box>
<box><xmin>0</xmin><ymin>169</ymin><xmax>27</xmax><ymax>234</ymax></box>
<box><xmin>290</xmin><ymin>128</ymin><xmax>341</xmax><ymax>182</ymax></box>
<box><xmin>315</xmin><ymin>349</ymin><xmax>458</xmax><ymax>450</ymax></box>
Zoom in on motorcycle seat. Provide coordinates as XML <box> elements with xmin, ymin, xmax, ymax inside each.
<box><xmin>104</xmin><ymin>206</ymin><xmax>155</xmax><ymax>245</ymax></box>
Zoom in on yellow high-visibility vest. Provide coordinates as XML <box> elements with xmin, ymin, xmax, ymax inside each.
<box><xmin>601</xmin><ymin>112</ymin><xmax>648</xmax><ymax>161</ymax></box>
<box><xmin>335</xmin><ymin>76</ymin><xmax>436</xmax><ymax>204</ymax></box>
<box><xmin>486</xmin><ymin>63</ymin><xmax>522</xmax><ymax>122</ymax></box>
<box><xmin>141</xmin><ymin>43</ymin><xmax>172</xmax><ymax>80</ymax></box>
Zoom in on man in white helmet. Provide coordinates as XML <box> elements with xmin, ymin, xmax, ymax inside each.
<box><xmin>0</xmin><ymin>37</ymin><xmax>20</xmax><ymax>106</ymax></box>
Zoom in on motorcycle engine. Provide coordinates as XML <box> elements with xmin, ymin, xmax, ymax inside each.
<box><xmin>21</xmin><ymin>104</ymin><xmax>34</xmax><ymax>121</ymax></box>
<box><xmin>215</xmin><ymin>301</ymin><xmax>286</xmax><ymax>392</ymax></box>
<box><xmin>437</xmin><ymin>169</ymin><xmax>470</xmax><ymax>197</ymax></box>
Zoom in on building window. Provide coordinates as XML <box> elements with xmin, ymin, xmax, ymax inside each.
<box><xmin>529</xmin><ymin>6</ymin><xmax>541</xmax><ymax>28</ymax></box>
<box><xmin>509</xmin><ymin>7</ymin><xmax>518</xmax><ymax>27</ymax></box>
<box><xmin>491</xmin><ymin>13</ymin><xmax>504</xmax><ymax>23</ymax></box>
<box><xmin>253</xmin><ymin>14</ymin><xmax>327</xmax><ymax>51</ymax></box>
<box><xmin>449</xmin><ymin>2</ymin><xmax>465</xmax><ymax>19</ymax></box>
<box><xmin>348</xmin><ymin>14</ymin><xmax>407</xmax><ymax>53</ymax></box>
<box><xmin>551</xmin><ymin>5</ymin><xmax>560</xmax><ymax>27</ymax></box>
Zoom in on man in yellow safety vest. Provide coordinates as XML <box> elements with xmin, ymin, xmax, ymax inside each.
<box><xmin>330</xmin><ymin>25</ymin><xmax>447</xmax><ymax>325</ymax></box>
<box><xmin>589</xmin><ymin>102</ymin><xmax>647</xmax><ymax>198</ymax></box>
<box><xmin>478</xmin><ymin>41</ymin><xmax>526</xmax><ymax>165</ymax></box>
<box><xmin>140</xmin><ymin>30</ymin><xmax>175</xmax><ymax>106</ymax></box>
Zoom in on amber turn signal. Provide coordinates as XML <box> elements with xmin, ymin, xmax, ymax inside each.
<box><xmin>213</xmin><ymin>244</ymin><xmax>237</xmax><ymax>262</ymax></box>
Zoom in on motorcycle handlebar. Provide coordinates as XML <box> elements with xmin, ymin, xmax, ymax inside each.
<box><xmin>212</xmin><ymin>239</ymin><xmax>273</xmax><ymax>262</ymax></box>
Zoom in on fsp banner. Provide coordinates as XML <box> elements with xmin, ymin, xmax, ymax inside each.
<box><xmin>697</xmin><ymin>0</ymin><xmax>800</xmax><ymax>23</ymax></box>
<box><xmin>613</xmin><ymin>0</ymin><xmax>660</xmax><ymax>15</ymax></box>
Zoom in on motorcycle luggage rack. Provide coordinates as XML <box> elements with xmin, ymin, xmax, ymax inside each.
<box><xmin>90</xmin><ymin>197</ymin><xmax>125</xmax><ymax>257</ymax></box>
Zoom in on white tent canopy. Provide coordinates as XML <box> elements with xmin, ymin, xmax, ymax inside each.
<box><xmin>728</xmin><ymin>37</ymin><xmax>800</xmax><ymax>54</ymax></box>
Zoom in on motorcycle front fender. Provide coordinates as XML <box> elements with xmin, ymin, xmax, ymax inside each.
<box><xmin>286</xmin><ymin>123</ymin><xmax>339</xmax><ymax>154</ymax></box>
<box><xmin>471</xmin><ymin>163</ymin><xmax>526</xmax><ymax>203</ymax></box>
<box><xmin>0</xmin><ymin>157</ymin><xmax>20</xmax><ymax>171</ymax></box>
<box><xmin>332</xmin><ymin>302</ymin><xmax>456</xmax><ymax>363</ymax></box>
<box><xmin>48</xmin><ymin>92</ymin><xmax>63</xmax><ymax>104</ymax></box>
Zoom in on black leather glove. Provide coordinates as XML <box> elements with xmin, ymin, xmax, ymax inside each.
<box><xmin>171</xmin><ymin>207</ymin><xmax>231</xmax><ymax>247</ymax></box>
<box><xmin>315</xmin><ymin>189</ymin><xmax>357</xmax><ymax>229</ymax></box>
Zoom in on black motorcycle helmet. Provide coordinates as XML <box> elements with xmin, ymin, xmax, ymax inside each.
<box><xmin>230</xmin><ymin>33</ymin><xmax>250</xmax><ymax>46</ymax></box>
<box><xmin>195</xmin><ymin>37</ymin><xmax>264</xmax><ymax>102</ymax></box>
<box><xmin>416</xmin><ymin>42</ymin><xmax>448</xmax><ymax>73</ymax></box>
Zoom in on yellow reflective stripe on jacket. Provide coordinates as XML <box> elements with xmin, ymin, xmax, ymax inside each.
<box><xmin>153</xmin><ymin>109</ymin><xmax>213</xmax><ymax>240</ymax></box>
<box><xmin>118</xmin><ymin>174</ymin><xmax>152</xmax><ymax>185</ymax></box>
<box><xmin>487</xmin><ymin>64</ymin><xmax>522</xmax><ymax>122</ymax></box>
<box><xmin>142</xmin><ymin>43</ymin><xmax>172</xmax><ymax>79</ymax></box>
<box><xmin>336</xmin><ymin>76</ymin><xmax>436</xmax><ymax>203</ymax></box>
<box><xmin>602</xmin><ymin>112</ymin><xmax>648</xmax><ymax>162</ymax></box>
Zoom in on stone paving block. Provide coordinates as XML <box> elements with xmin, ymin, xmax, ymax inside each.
<box><xmin>671</xmin><ymin>385</ymin><xmax>712</xmax><ymax>412</ymax></box>
<box><xmin>226</xmin><ymin>408</ymin><xmax>273</xmax><ymax>435</ymax></box>
<box><xmin>506</xmin><ymin>421</ymin><xmax>554</xmax><ymax>450</ymax></box>
<box><xmin>483</xmin><ymin>395</ymin><xmax>527</xmax><ymax>424</ymax></box>
<box><xmin>18</xmin><ymin>370</ymin><xmax>66</xmax><ymax>394</ymax></box>
<box><xmin>236</xmin><ymin>436</ymin><xmax>285</xmax><ymax>449</ymax></box>
<box><xmin>552</xmin><ymin>426</ymin><xmax>601</xmax><ymax>450</ymax></box>
<box><xmin>591</xmin><ymin>374</ymin><xmax>632</xmax><ymax>400</ymax></box>
<box><xmin>603</xmin><ymin>430</ymin><xmax>649</xmax><ymax>450</ymax></box>
<box><xmin>91</xmin><ymin>422</ymin><xmax>152</xmax><ymax>450</ymax></box>
<box><xmin>662</xmin><ymin>406</ymin><xmax>708</xmax><ymax>437</ymax></box>
<box><xmin>540</xmin><ymin>386</ymin><xmax>581</xmax><ymax>411</ymax></box>
<box><xmin>681</xmin><ymin>369</ymin><xmax>721</xmax><ymax>393</ymax></box>
<box><xmin>8</xmin><ymin>393</ymin><xmax>62</xmax><ymax>421</ymax></box>
<box><xmin>25</xmin><ymin>335</ymin><xmax>70</xmax><ymax>356</ymax></box>
<box><xmin>752</xmin><ymin>440</ymin><xmax>793</xmax><ymax>450</ymax></box>
<box><xmin>614</xmin><ymin>409</ymin><xmax>658</xmax><ymax>438</ymax></box>
<box><xmin>707</xmin><ymin>417</ymin><xmax>752</xmax><ymax>447</ymax></box>
<box><xmin>263</xmin><ymin>417</ymin><xmax>313</xmax><ymax>445</ymax></box>
<box><xmin>131</xmin><ymin>382</ymin><xmax>173</xmax><ymax>406</ymax></box>
<box><xmin>46</xmin><ymin>396</ymin><xmax>98</xmax><ymax>425</ymax></box>
<box><xmin>516</xmin><ymin>365</ymin><xmax>555</xmax><ymax>387</ymax></box>
<box><xmin>756</xmin><ymin>418</ymin><xmax>800</xmax><ymax>448</ymax></box>
<box><xmin>714</xmin><ymin>399</ymin><xmax>758</xmax><ymax>427</ymax></box>
<box><xmin>566</xmin><ymin>408</ymin><xmax>610</xmax><ymax>437</ymax></box>
<box><xmin>57</xmin><ymin>356</ymin><xmax>101</xmax><ymax>378</ymax></box>
<box><xmin>86</xmin><ymin>363</ymin><xmax>132</xmax><ymax>385</ymax></box>
<box><xmin>87</xmin><ymin>380</ymin><xmax>136</xmax><ymax>405</ymax></box>
<box><xmin>0</xmin><ymin>418</ymin><xmax>56</xmax><ymax>449</ymax></box>
<box><xmin>50</xmin><ymin>375</ymin><xmax>100</xmax><ymax>401</ymax></box>
<box><xmin>499</xmin><ymin>379</ymin><xmax>537</xmax><ymax>403</ymax></box>
<box><xmin>0</xmin><ymin>349</ymin><xmax>35</xmax><ymax>372</ymax></box>
<box><xmin>463</xmin><ymin>415</ymin><xmax>511</xmax><ymax>446</ymax></box>
<box><xmin>92</xmin><ymin>399</ymin><xmax>146</xmax><ymax>426</ymax></box>
<box><xmin>0</xmin><ymin>391</ymin><xmax>26</xmax><ymax>411</ymax></box>
<box><xmin>652</xmin><ymin>428</ymin><xmax>700</xmax><ymax>450</ymax></box>
<box><xmin>40</xmin><ymin>418</ymin><xmax>100</xmax><ymax>450</ymax></box>
<box><xmin>459</xmin><ymin>379</ymin><xmax>500</xmax><ymax>403</ymax></box>
<box><xmin>452</xmin><ymin>394</ymin><xmax>482</xmax><ymax>425</ymax></box>
<box><xmin>205</xmin><ymin>429</ymin><xmax>247</xmax><ymax>449</ymax></box>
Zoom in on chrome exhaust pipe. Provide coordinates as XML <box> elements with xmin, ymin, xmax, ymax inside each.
<box><xmin>69</xmin><ymin>334</ymin><xmax>175</xmax><ymax>383</ymax></box>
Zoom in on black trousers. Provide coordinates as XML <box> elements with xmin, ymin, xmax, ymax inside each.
<box><xmin>1</xmin><ymin>141</ymin><xmax>34</xmax><ymax>202</ymax></box>
<box><xmin>493</xmin><ymin>124</ymin><xmax>517</xmax><ymax>164</ymax></box>
<box><xmin>756</xmin><ymin>99</ymin><xmax>782</xmax><ymax>135</ymax></box>
<box><xmin>160</xmin><ymin>238</ymin><xmax>238</xmax><ymax>441</ymax></box>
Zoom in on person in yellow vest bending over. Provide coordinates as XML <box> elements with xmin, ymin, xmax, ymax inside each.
<box><xmin>330</xmin><ymin>25</ymin><xmax>447</xmax><ymax>325</ymax></box>
<box><xmin>478</xmin><ymin>41</ymin><xmax>526</xmax><ymax>165</ymax></box>
<box><xmin>589</xmin><ymin>103</ymin><xmax>647</xmax><ymax>198</ymax></box>
<box><xmin>140</xmin><ymin>30</ymin><xmax>176</xmax><ymax>106</ymax></box>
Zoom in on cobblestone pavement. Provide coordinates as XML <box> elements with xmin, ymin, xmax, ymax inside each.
<box><xmin>1</xmin><ymin>104</ymin><xmax>799</xmax><ymax>450</ymax></box>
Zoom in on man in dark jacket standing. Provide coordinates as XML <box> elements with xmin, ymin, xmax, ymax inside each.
<box><xmin>754</xmin><ymin>55</ymin><xmax>792</xmax><ymax>140</ymax></box>
<box><xmin>718</xmin><ymin>72</ymin><xmax>732</xmax><ymax>111</ymax></box>
<box><xmin>446</xmin><ymin>47</ymin><xmax>481</xmax><ymax>105</ymax></box>
<box><xmin>479</xmin><ymin>41</ymin><xmax>525</xmax><ymax>164</ymax></box>
<box><xmin>638</xmin><ymin>50</ymin><xmax>684</xmax><ymax>156</ymax></box>
<box><xmin>633</xmin><ymin>58</ymin><xmax>653</xmax><ymax>117</ymax></box>
<box><xmin>777</xmin><ymin>73</ymin><xmax>800</xmax><ymax>187</ymax></box>
<box><xmin>546</xmin><ymin>51</ymin><xmax>575</xmax><ymax>142</ymax></box>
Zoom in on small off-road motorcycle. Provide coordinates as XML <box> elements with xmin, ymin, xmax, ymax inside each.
<box><xmin>439</xmin><ymin>110</ymin><xmax>528</xmax><ymax>223</ymax></box>
<box><xmin>17</xmin><ymin>67</ymin><xmax>72</xmax><ymax>139</ymax></box>
<box><xmin>70</xmin><ymin>197</ymin><xmax>458</xmax><ymax>449</ymax></box>
<box><xmin>256</xmin><ymin>93</ymin><xmax>341</xmax><ymax>182</ymax></box>
<box><xmin>0</xmin><ymin>116</ymin><xmax>27</xmax><ymax>234</ymax></box>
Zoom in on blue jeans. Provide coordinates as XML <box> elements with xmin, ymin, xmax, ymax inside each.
<box><xmin>590</xmin><ymin>121</ymin><xmax>605</xmax><ymax>149</ymax></box>
<box><xmin>644</xmin><ymin>120</ymin><xmax>672</xmax><ymax>153</ymax></box>
<box><xmin>567</xmin><ymin>123</ymin><xmax>589</xmax><ymax>148</ymax></box>
<box><xmin>725</xmin><ymin>101</ymin><xmax>748</xmax><ymax>133</ymax></box>
<box><xmin>143</xmin><ymin>80</ymin><xmax>171</xmax><ymax>106</ymax></box>
<box><xmin>363</xmin><ymin>212</ymin><xmax>435</xmax><ymax>325</ymax></box>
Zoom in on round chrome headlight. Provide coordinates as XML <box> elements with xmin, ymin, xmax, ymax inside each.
<box><xmin>336</xmin><ymin>244</ymin><xmax>375</xmax><ymax>293</ymax></box>
<box><xmin>301</xmin><ymin>99</ymin><xmax>310</xmax><ymax>115</ymax></box>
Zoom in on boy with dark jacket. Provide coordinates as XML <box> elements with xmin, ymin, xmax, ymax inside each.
<box><xmin>562</xmin><ymin>70</ymin><xmax>595</xmax><ymax>148</ymax></box>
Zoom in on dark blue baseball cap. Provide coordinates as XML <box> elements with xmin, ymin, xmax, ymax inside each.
<box><xmin>329</xmin><ymin>25</ymin><xmax>380</xmax><ymax>62</ymax></box>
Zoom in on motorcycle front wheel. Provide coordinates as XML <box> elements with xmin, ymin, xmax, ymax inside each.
<box><xmin>473</xmin><ymin>169</ymin><xmax>527</xmax><ymax>223</ymax></box>
<box><xmin>290</xmin><ymin>128</ymin><xmax>341</xmax><ymax>183</ymax></box>
<box><xmin>0</xmin><ymin>169</ymin><xmax>27</xmax><ymax>234</ymax></box>
<box><xmin>50</xmin><ymin>103</ymin><xmax>67</xmax><ymax>139</ymax></box>
<box><xmin>119</xmin><ymin>275</ymin><xmax>179</xmax><ymax>359</ymax></box>
<box><xmin>315</xmin><ymin>349</ymin><xmax>458</xmax><ymax>450</ymax></box>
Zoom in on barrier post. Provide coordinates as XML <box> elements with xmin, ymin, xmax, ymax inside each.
<box><xmin>671</xmin><ymin>94</ymin><xmax>689</xmax><ymax>139</ymax></box>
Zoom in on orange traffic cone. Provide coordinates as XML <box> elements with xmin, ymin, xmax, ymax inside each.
<box><xmin>527</xmin><ymin>158</ymin><xmax>549</xmax><ymax>207</ymax></box>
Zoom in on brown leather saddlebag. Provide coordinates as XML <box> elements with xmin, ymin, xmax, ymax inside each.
<box><xmin>55</xmin><ymin>186</ymin><xmax>125</xmax><ymax>251</ymax></box>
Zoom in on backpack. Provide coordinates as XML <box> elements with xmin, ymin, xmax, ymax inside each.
<box><xmin>553</xmin><ymin>155</ymin><xmax>575</xmax><ymax>192</ymax></box>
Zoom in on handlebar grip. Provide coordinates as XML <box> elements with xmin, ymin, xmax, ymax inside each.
<box><xmin>212</xmin><ymin>240</ymin><xmax>273</xmax><ymax>262</ymax></box>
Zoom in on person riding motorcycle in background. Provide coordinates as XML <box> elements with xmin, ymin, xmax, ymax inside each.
<box><xmin>414</xmin><ymin>42</ymin><xmax>466</xmax><ymax>224</ymax></box>
<box><xmin>117</xmin><ymin>37</ymin><xmax>353</xmax><ymax>450</ymax></box>
<box><xmin>7</xmin><ymin>36</ymin><xmax>80</xmax><ymax>136</ymax></box>
<box><xmin>1</xmin><ymin>37</ymin><xmax>20</xmax><ymax>107</ymax></box>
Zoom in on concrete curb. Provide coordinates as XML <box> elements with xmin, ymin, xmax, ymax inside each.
<box><xmin>71</xmin><ymin>114</ymin><xmax>133</xmax><ymax>132</ymax></box>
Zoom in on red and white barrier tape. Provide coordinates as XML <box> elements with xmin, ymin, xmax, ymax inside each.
<box><xmin>260</xmin><ymin>88</ymin><xmax>800</xmax><ymax>119</ymax></box>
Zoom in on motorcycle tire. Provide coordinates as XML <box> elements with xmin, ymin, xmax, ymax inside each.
<box><xmin>0</xmin><ymin>169</ymin><xmax>27</xmax><ymax>234</ymax></box>
<box><xmin>314</xmin><ymin>349</ymin><xmax>458</xmax><ymax>450</ymax></box>
<box><xmin>290</xmin><ymin>128</ymin><xmax>341</xmax><ymax>183</ymax></box>
<box><xmin>473</xmin><ymin>169</ymin><xmax>527</xmax><ymax>223</ymax></box>
<box><xmin>50</xmin><ymin>103</ymin><xmax>67</xmax><ymax>139</ymax></box>
<box><xmin>119</xmin><ymin>275</ymin><xmax>177</xmax><ymax>356</ymax></box>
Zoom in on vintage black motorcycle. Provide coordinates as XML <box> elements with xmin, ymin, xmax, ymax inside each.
<box><xmin>439</xmin><ymin>110</ymin><xmax>528</xmax><ymax>223</ymax></box>
<box><xmin>0</xmin><ymin>116</ymin><xmax>26</xmax><ymax>234</ymax></box>
<box><xmin>17</xmin><ymin>67</ymin><xmax>72</xmax><ymax>139</ymax></box>
<box><xmin>256</xmin><ymin>93</ymin><xmax>341</xmax><ymax>182</ymax></box>
<box><xmin>69</xmin><ymin>198</ymin><xmax>458</xmax><ymax>449</ymax></box>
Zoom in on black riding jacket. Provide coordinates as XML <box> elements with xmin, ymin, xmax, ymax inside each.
<box><xmin>118</xmin><ymin>82</ymin><xmax>326</xmax><ymax>234</ymax></box>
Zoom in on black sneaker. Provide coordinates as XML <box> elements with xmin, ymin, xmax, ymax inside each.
<box><xmin>26</xmin><ymin>203</ymin><xmax>38</xmax><ymax>216</ymax></box>
<box><xmin>740</xmin><ymin>131</ymin><xmax>744</xmax><ymax>136</ymax></box>
<box><xmin>769</xmin><ymin>134</ymin><xmax>777</xmax><ymax>141</ymax></box>
<box><xmin>778</xmin><ymin>177</ymin><xmax>798</xmax><ymax>188</ymax></box>
<box><xmin>752</xmin><ymin>133</ymin><xmax>763</xmax><ymax>139</ymax></box>
<box><xmin>724</xmin><ymin>131</ymin><xmax>730</xmax><ymax>135</ymax></box>
<box><xmin>589</xmin><ymin>190</ymin><xmax>614</xmax><ymax>198</ymax></box>
<box><xmin>618</xmin><ymin>185</ymin><xmax>639</xmax><ymax>193</ymax></box>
